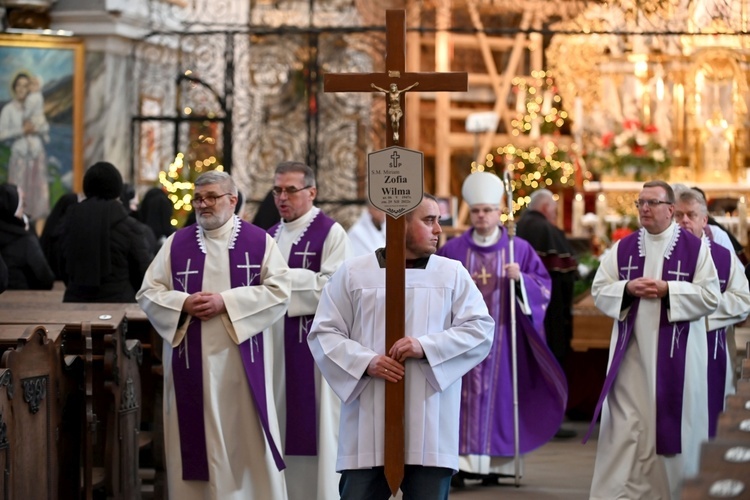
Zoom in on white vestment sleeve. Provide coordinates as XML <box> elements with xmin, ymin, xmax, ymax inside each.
<box><xmin>222</xmin><ymin>234</ymin><xmax>292</xmax><ymax>344</ymax></box>
<box><xmin>287</xmin><ymin>224</ymin><xmax>351</xmax><ymax>317</ymax></box>
<box><xmin>137</xmin><ymin>233</ymin><xmax>190</xmax><ymax>347</ymax></box>
<box><xmin>666</xmin><ymin>242</ymin><xmax>720</xmax><ymax>323</ymax></box>
<box><xmin>591</xmin><ymin>242</ymin><xmax>631</xmax><ymax>322</ymax></box>
<box><xmin>417</xmin><ymin>264</ymin><xmax>494</xmax><ymax>391</ymax></box>
<box><xmin>708</xmin><ymin>254</ymin><xmax>750</xmax><ymax>331</ymax></box>
<box><xmin>308</xmin><ymin>264</ymin><xmax>377</xmax><ymax>405</ymax></box>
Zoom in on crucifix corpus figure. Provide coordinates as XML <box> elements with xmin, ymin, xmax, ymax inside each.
<box><xmin>319</xmin><ymin>8</ymin><xmax>479</xmax><ymax>498</ymax></box>
<box><xmin>370</xmin><ymin>81</ymin><xmax>419</xmax><ymax>143</ymax></box>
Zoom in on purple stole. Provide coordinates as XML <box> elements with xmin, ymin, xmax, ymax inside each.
<box><xmin>584</xmin><ymin>227</ymin><xmax>701</xmax><ymax>455</ymax></box>
<box><xmin>270</xmin><ymin>212</ymin><xmax>336</xmax><ymax>456</ymax></box>
<box><xmin>170</xmin><ymin>219</ymin><xmax>285</xmax><ymax>481</ymax></box>
<box><xmin>707</xmin><ymin>240</ymin><xmax>731</xmax><ymax>438</ymax></box>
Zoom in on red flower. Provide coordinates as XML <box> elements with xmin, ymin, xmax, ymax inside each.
<box><xmin>611</xmin><ymin>227</ymin><xmax>634</xmax><ymax>242</ymax></box>
<box><xmin>601</xmin><ymin>131</ymin><xmax>615</xmax><ymax>148</ymax></box>
<box><xmin>623</xmin><ymin>119</ymin><xmax>641</xmax><ymax>131</ymax></box>
<box><xmin>643</xmin><ymin>124</ymin><xmax>658</xmax><ymax>134</ymax></box>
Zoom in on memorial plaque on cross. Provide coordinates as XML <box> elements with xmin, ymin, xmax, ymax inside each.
<box><xmin>324</xmin><ymin>9</ymin><xmax>467</xmax><ymax>495</ymax></box>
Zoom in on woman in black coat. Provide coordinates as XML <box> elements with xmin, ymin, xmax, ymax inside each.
<box><xmin>0</xmin><ymin>183</ymin><xmax>55</xmax><ymax>290</ymax></box>
<box><xmin>61</xmin><ymin>162</ymin><xmax>152</xmax><ymax>302</ymax></box>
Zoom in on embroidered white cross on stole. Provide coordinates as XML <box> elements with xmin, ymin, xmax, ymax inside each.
<box><xmin>237</xmin><ymin>251</ymin><xmax>261</xmax><ymax>286</ymax></box>
<box><xmin>176</xmin><ymin>258</ymin><xmax>199</xmax><ymax>291</ymax></box>
<box><xmin>294</xmin><ymin>241</ymin><xmax>316</xmax><ymax>269</ymax></box>
<box><xmin>713</xmin><ymin>331</ymin><xmax>726</xmax><ymax>360</ymax></box>
<box><xmin>298</xmin><ymin>317</ymin><xmax>312</xmax><ymax>343</ymax></box>
<box><xmin>175</xmin><ymin>258</ymin><xmax>200</xmax><ymax>370</ymax></box>
<box><xmin>667</xmin><ymin>259</ymin><xmax>689</xmax><ymax>358</ymax></box>
<box><xmin>619</xmin><ymin>255</ymin><xmax>639</xmax><ymax>280</ymax></box>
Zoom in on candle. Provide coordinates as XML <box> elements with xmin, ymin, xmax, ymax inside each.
<box><xmin>739</xmin><ymin>196</ymin><xmax>747</xmax><ymax>246</ymax></box>
<box><xmin>596</xmin><ymin>193</ymin><xmax>607</xmax><ymax>241</ymax></box>
<box><xmin>572</xmin><ymin>193</ymin><xmax>584</xmax><ymax>237</ymax></box>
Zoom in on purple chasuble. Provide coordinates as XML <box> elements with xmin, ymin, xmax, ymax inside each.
<box><xmin>707</xmin><ymin>240</ymin><xmax>731</xmax><ymax>438</ymax></box>
<box><xmin>584</xmin><ymin>227</ymin><xmax>701</xmax><ymax>455</ymax></box>
<box><xmin>437</xmin><ymin>228</ymin><xmax>568</xmax><ymax>456</ymax></box>
<box><xmin>170</xmin><ymin>218</ymin><xmax>285</xmax><ymax>481</ymax></box>
<box><xmin>270</xmin><ymin>211</ymin><xmax>336</xmax><ymax>456</ymax></box>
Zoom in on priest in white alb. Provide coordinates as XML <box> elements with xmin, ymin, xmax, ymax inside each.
<box><xmin>347</xmin><ymin>203</ymin><xmax>386</xmax><ymax>257</ymax></box>
<box><xmin>308</xmin><ymin>194</ymin><xmax>494</xmax><ymax>499</ymax></box>
<box><xmin>672</xmin><ymin>186</ymin><xmax>750</xmax><ymax>438</ymax></box>
<box><xmin>268</xmin><ymin>161</ymin><xmax>351</xmax><ymax>500</ymax></box>
<box><xmin>585</xmin><ymin>180</ymin><xmax>720</xmax><ymax>500</ymax></box>
<box><xmin>137</xmin><ymin>171</ymin><xmax>292</xmax><ymax>499</ymax></box>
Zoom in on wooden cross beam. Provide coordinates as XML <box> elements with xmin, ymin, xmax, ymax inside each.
<box><xmin>324</xmin><ymin>9</ymin><xmax>467</xmax><ymax>495</ymax></box>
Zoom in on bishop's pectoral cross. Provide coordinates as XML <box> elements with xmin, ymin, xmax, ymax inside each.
<box><xmin>324</xmin><ymin>10</ymin><xmax>467</xmax><ymax>494</ymax></box>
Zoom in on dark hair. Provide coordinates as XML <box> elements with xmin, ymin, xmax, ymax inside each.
<box><xmin>11</xmin><ymin>72</ymin><xmax>30</xmax><ymax>94</ymax></box>
<box><xmin>643</xmin><ymin>180</ymin><xmax>675</xmax><ymax>204</ymax></box>
<box><xmin>83</xmin><ymin>162</ymin><xmax>123</xmax><ymax>200</ymax></box>
<box><xmin>274</xmin><ymin>161</ymin><xmax>316</xmax><ymax>187</ymax></box>
<box><xmin>405</xmin><ymin>193</ymin><xmax>438</xmax><ymax>220</ymax></box>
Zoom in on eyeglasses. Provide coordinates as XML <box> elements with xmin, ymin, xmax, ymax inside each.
<box><xmin>634</xmin><ymin>199</ymin><xmax>672</xmax><ymax>209</ymax></box>
<box><xmin>272</xmin><ymin>185</ymin><xmax>312</xmax><ymax>197</ymax></box>
<box><xmin>191</xmin><ymin>193</ymin><xmax>232</xmax><ymax>207</ymax></box>
<box><xmin>674</xmin><ymin>211</ymin><xmax>701</xmax><ymax>220</ymax></box>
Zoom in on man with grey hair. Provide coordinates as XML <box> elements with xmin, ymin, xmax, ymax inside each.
<box><xmin>517</xmin><ymin>188</ymin><xmax>579</xmax><ymax>439</ymax></box>
<box><xmin>137</xmin><ymin>170</ymin><xmax>292</xmax><ymax>499</ymax></box>
<box><xmin>268</xmin><ymin>161</ymin><xmax>351</xmax><ymax>500</ymax></box>
<box><xmin>673</xmin><ymin>184</ymin><xmax>750</xmax><ymax>438</ymax></box>
<box><xmin>586</xmin><ymin>179</ymin><xmax>720</xmax><ymax>499</ymax></box>
<box><xmin>517</xmin><ymin>191</ymin><xmax>578</xmax><ymax>361</ymax></box>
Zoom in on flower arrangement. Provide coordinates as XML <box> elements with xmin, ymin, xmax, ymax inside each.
<box><xmin>587</xmin><ymin>119</ymin><xmax>671</xmax><ymax>180</ymax></box>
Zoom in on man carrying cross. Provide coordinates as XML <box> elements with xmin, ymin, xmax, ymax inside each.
<box><xmin>436</xmin><ymin>171</ymin><xmax>567</xmax><ymax>486</ymax></box>
<box><xmin>586</xmin><ymin>180</ymin><xmax>720</xmax><ymax>499</ymax></box>
<box><xmin>137</xmin><ymin>170</ymin><xmax>293</xmax><ymax>499</ymax></box>
<box><xmin>308</xmin><ymin>194</ymin><xmax>494</xmax><ymax>499</ymax></box>
<box><xmin>267</xmin><ymin>160</ymin><xmax>351</xmax><ymax>500</ymax></box>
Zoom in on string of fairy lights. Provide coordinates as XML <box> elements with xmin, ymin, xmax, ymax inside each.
<box><xmin>471</xmin><ymin>70</ymin><xmax>577</xmax><ymax>221</ymax></box>
<box><xmin>156</xmin><ymin>69</ymin><xmax>576</xmax><ymax>225</ymax></box>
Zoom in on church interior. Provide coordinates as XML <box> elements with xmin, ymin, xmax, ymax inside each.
<box><xmin>2</xmin><ymin>0</ymin><xmax>750</xmax><ymax>498</ymax></box>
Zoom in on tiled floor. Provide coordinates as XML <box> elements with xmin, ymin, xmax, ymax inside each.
<box><xmin>447</xmin><ymin>421</ymin><xmax>596</xmax><ymax>500</ymax></box>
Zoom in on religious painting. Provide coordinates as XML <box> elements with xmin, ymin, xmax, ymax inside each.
<box><xmin>0</xmin><ymin>34</ymin><xmax>84</xmax><ymax>221</ymax></box>
<box><xmin>138</xmin><ymin>95</ymin><xmax>163</xmax><ymax>182</ymax></box>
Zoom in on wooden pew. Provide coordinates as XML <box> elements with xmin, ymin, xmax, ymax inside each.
<box><xmin>0</xmin><ymin>291</ymin><xmax>165</xmax><ymax>498</ymax></box>
<box><xmin>682</xmin><ymin>336</ymin><xmax>750</xmax><ymax>498</ymax></box>
<box><xmin>0</xmin><ymin>368</ymin><xmax>12</xmax><ymax>499</ymax></box>
<box><xmin>0</xmin><ymin>310</ymin><xmax>142</xmax><ymax>500</ymax></box>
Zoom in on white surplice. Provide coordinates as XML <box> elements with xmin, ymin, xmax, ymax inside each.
<box><xmin>137</xmin><ymin>217</ymin><xmax>292</xmax><ymax>500</ymax></box>
<box><xmin>308</xmin><ymin>253</ymin><xmax>495</xmax><ymax>472</ymax></box>
<box><xmin>704</xmin><ymin>238</ymin><xmax>750</xmax><ymax>403</ymax></box>
<box><xmin>270</xmin><ymin>207</ymin><xmax>351</xmax><ymax>500</ymax></box>
<box><xmin>347</xmin><ymin>208</ymin><xmax>385</xmax><ymax>257</ymax></box>
<box><xmin>589</xmin><ymin>223</ymin><xmax>720</xmax><ymax>500</ymax></box>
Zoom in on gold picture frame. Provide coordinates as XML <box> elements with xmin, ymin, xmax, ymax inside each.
<box><xmin>0</xmin><ymin>33</ymin><xmax>85</xmax><ymax>218</ymax></box>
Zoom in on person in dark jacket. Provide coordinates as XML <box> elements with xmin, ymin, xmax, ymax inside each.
<box><xmin>136</xmin><ymin>187</ymin><xmax>175</xmax><ymax>250</ymax></box>
<box><xmin>0</xmin><ymin>183</ymin><xmax>55</xmax><ymax>290</ymax></box>
<box><xmin>61</xmin><ymin>162</ymin><xmax>152</xmax><ymax>302</ymax></box>
<box><xmin>39</xmin><ymin>192</ymin><xmax>79</xmax><ymax>280</ymax></box>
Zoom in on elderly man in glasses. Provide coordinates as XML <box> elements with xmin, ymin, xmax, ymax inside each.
<box><xmin>137</xmin><ymin>170</ymin><xmax>292</xmax><ymax>499</ymax></box>
<box><xmin>672</xmin><ymin>185</ymin><xmax>750</xmax><ymax>439</ymax></box>
<box><xmin>268</xmin><ymin>160</ymin><xmax>351</xmax><ymax>500</ymax></box>
<box><xmin>586</xmin><ymin>180</ymin><xmax>720</xmax><ymax>500</ymax></box>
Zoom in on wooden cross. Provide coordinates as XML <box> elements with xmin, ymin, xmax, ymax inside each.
<box><xmin>324</xmin><ymin>9</ymin><xmax>467</xmax><ymax>495</ymax></box>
